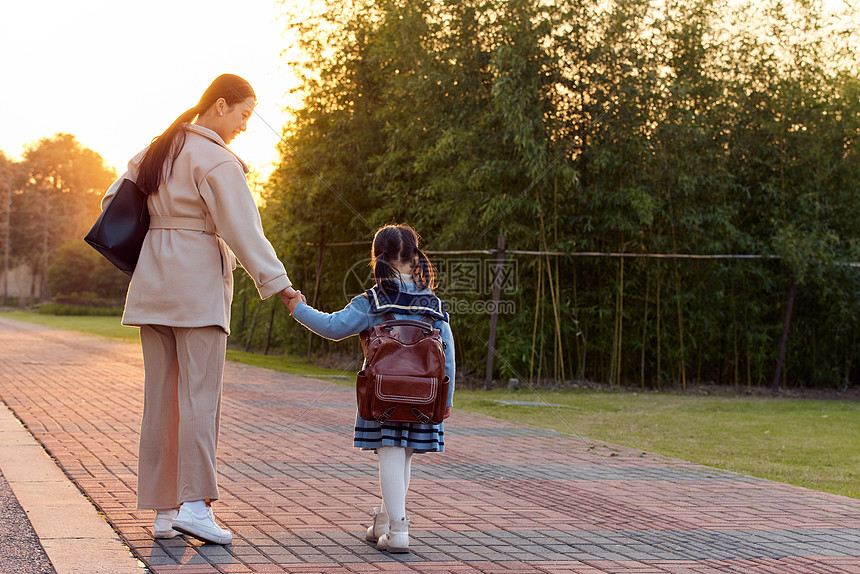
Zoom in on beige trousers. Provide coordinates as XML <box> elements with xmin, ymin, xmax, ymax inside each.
<box><xmin>137</xmin><ymin>324</ymin><xmax>227</xmax><ymax>510</ymax></box>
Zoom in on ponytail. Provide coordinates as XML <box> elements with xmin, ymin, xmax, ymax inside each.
<box><xmin>136</xmin><ymin>106</ymin><xmax>199</xmax><ymax>195</ymax></box>
<box><xmin>136</xmin><ymin>74</ymin><xmax>256</xmax><ymax>195</ymax></box>
<box><xmin>371</xmin><ymin>224</ymin><xmax>437</xmax><ymax>294</ymax></box>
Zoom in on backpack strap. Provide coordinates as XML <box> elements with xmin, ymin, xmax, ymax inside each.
<box><xmin>382</xmin><ymin>312</ymin><xmax>397</xmax><ymax>322</ymax></box>
<box><xmin>420</xmin><ymin>315</ymin><xmax>435</xmax><ymax>325</ymax></box>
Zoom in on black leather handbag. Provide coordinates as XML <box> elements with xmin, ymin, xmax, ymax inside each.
<box><xmin>84</xmin><ymin>179</ymin><xmax>150</xmax><ymax>276</ymax></box>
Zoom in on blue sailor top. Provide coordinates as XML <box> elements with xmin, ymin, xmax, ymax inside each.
<box><xmin>291</xmin><ymin>280</ymin><xmax>456</xmax><ymax>407</ymax></box>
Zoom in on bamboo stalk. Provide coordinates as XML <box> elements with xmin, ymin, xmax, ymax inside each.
<box><xmin>530</xmin><ymin>256</ymin><xmax>543</xmax><ymax>385</ymax></box>
<box><xmin>553</xmin><ymin>265</ymin><xmax>559</xmax><ymax>383</ymax></box>
<box><xmin>555</xmin><ymin>179</ymin><xmax>567</xmax><ymax>386</ymax></box>
<box><xmin>747</xmin><ymin>337</ymin><xmax>753</xmax><ymax>388</ymax></box>
<box><xmin>732</xmin><ymin>277</ymin><xmax>739</xmax><ymax>387</ymax></box>
<box><xmin>554</xmin><ymin>254</ymin><xmax>565</xmax><ymax>384</ymax></box>
<box><xmin>484</xmin><ymin>234</ymin><xmax>506</xmax><ymax>390</ymax></box>
<box><xmin>264</xmin><ymin>300</ymin><xmax>277</xmax><ymax>355</ymax></box>
<box><xmin>674</xmin><ymin>266</ymin><xmax>686</xmax><ymax>391</ymax></box>
<box><xmin>641</xmin><ymin>266</ymin><xmax>650</xmax><ymax>388</ymax></box>
<box><xmin>656</xmin><ymin>262</ymin><xmax>662</xmax><ymax>389</ymax></box>
<box><xmin>734</xmin><ymin>337</ymin><xmax>739</xmax><ymax>387</ymax></box>
<box><xmin>539</xmin><ymin>212</ymin><xmax>565</xmax><ymax>386</ymax></box>
<box><xmin>537</xmin><ymin>282</ymin><xmax>545</xmax><ymax>385</ymax></box>
<box><xmin>671</xmin><ymin>226</ymin><xmax>687</xmax><ymax>391</ymax></box>
<box><xmin>573</xmin><ymin>259</ymin><xmax>586</xmax><ymax>380</ymax></box>
<box><xmin>544</xmin><ymin>261</ymin><xmax>562</xmax><ymax>383</ymax></box>
<box><xmin>772</xmin><ymin>280</ymin><xmax>798</xmax><ymax>393</ymax></box>
<box><xmin>609</xmin><ymin>263</ymin><xmax>619</xmax><ymax>387</ymax></box>
<box><xmin>244</xmin><ymin>302</ymin><xmax>262</xmax><ymax>352</ymax></box>
<box><xmin>618</xmin><ymin>257</ymin><xmax>624</xmax><ymax>386</ymax></box>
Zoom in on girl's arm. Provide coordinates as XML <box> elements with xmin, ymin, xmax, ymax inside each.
<box><xmin>291</xmin><ymin>294</ymin><xmax>373</xmax><ymax>341</ymax></box>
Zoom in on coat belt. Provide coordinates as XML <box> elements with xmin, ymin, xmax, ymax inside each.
<box><xmin>149</xmin><ymin>215</ymin><xmax>215</xmax><ymax>235</ymax></box>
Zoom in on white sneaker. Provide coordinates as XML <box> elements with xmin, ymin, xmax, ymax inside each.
<box><xmin>172</xmin><ymin>505</ymin><xmax>232</xmax><ymax>545</ymax></box>
<box><xmin>153</xmin><ymin>512</ymin><xmax>180</xmax><ymax>539</ymax></box>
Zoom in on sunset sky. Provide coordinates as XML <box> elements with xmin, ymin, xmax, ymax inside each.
<box><xmin>2</xmin><ymin>0</ymin><xmax>852</xmax><ymax>182</ymax></box>
<box><xmin>1</xmin><ymin>0</ymin><xmax>304</xmax><ymax>179</ymax></box>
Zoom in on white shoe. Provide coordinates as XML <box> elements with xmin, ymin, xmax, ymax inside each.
<box><xmin>172</xmin><ymin>505</ymin><xmax>232</xmax><ymax>545</ymax></box>
<box><xmin>365</xmin><ymin>506</ymin><xmax>389</xmax><ymax>543</ymax></box>
<box><xmin>153</xmin><ymin>512</ymin><xmax>180</xmax><ymax>539</ymax></box>
<box><xmin>376</xmin><ymin>516</ymin><xmax>409</xmax><ymax>553</ymax></box>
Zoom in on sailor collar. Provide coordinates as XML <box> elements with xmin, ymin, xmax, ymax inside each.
<box><xmin>365</xmin><ymin>285</ymin><xmax>449</xmax><ymax>322</ymax></box>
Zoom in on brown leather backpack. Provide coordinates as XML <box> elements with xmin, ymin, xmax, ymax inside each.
<box><xmin>357</xmin><ymin>312</ymin><xmax>449</xmax><ymax>424</ymax></box>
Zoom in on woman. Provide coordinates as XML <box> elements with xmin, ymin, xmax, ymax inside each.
<box><xmin>100</xmin><ymin>74</ymin><xmax>299</xmax><ymax>545</ymax></box>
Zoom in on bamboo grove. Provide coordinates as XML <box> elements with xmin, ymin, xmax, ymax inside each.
<box><xmin>233</xmin><ymin>0</ymin><xmax>860</xmax><ymax>390</ymax></box>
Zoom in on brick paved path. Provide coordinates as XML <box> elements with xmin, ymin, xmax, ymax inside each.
<box><xmin>1</xmin><ymin>316</ymin><xmax>859</xmax><ymax>573</ymax></box>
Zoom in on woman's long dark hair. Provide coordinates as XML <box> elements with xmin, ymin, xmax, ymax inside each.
<box><xmin>371</xmin><ymin>224</ymin><xmax>437</xmax><ymax>294</ymax></box>
<box><xmin>136</xmin><ymin>74</ymin><xmax>256</xmax><ymax>195</ymax></box>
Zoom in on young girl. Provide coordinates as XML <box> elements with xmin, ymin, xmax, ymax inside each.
<box><xmin>287</xmin><ymin>224</ymin><xmax>455</xmax><ymax>554</ymax></box>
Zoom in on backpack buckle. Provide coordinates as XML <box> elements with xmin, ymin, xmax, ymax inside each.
<box><xmin>410</xmin><ymin>408</ymin><xmax>432</xmax><ymax>424</ymax></box>
<box><xmin>376</xmin><ymin>407</ymin><xmax>396</xmax><ymax>423</ymax></box>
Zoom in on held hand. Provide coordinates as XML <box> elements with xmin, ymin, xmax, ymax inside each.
<box><xmin>443</xmin><ymin>406</ymin><xmax>451</xmax><ymax>420</ymax></box>
<box><xmin>287</xmin><ymin>290</ymin><xmax>304</xmax><ymax>314</ymax></box>
<box><xmin>279</xmin><ymin>286</ymin><xmax>298</xmax><ymax>307</ymax></box>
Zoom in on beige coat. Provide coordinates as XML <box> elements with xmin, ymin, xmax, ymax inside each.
<box><xmin>102</xmin><ymin>124</ymin><xmax>290</xmax><ymax>334</ymax></box>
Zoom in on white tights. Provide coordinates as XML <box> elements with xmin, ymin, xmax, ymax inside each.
<box><xmin>377</xmin><ymin>446</ymin><xmax>413</xmax><ymax>524</ymax></box>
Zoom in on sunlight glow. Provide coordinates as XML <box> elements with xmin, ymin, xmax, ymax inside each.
<box><xmin>1</xmin><ymin>0</ymin><xmax>852</xmax><ymax>183</ymax></box>
<box><xmin>1</xmin><ymin>0</ymin><xmax>304</xmax><ymax>180</ymax></box>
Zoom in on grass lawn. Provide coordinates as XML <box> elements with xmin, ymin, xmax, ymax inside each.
<box><xmin>223</xmin><ymin>349</ymin><xmax>354</xmax><ymax>380</ymax></box>
<box><xmin>2</xmin><ymin>310</ymin><xmax>140</xmax><ymax>342</ymax></box>
<box><xmin>2</xmin><ymin>310</ymin><xmax>857</xmax><ymax>499</ymax></box>
<box><xmin>0</xmin><ymin>310</ymin><xmax>346</xmax><ymax>379</ymax></box>
<box><xmin>454</xmin><ymin>388</ymin><xmax>859</xmax><ymax>499</ymax></box>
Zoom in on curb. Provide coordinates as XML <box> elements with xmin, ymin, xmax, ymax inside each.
<box><xmin>0</xmin><ymin>404</ymin><xmax>146</xmax><ymax>574</ymax></box>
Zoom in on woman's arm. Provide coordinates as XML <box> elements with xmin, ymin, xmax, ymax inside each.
<box><xmin>198</xmin><ymin>162</ymin><xmax>291</xmax><ymax>299</ymax></box>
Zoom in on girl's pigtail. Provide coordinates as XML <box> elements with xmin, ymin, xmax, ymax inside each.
<box><xmin>374</xmin><ymin>254</ymin><xmax>398</xmax><ymax>294</ymax></box>
<box><xmin>413</xmin><ymin>249</ymin><xmax>436</xmax><ymax>290</ymax></box>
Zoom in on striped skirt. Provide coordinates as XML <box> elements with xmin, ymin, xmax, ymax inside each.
<box><xmin>353</xmin><ymin>413</ymin><xmax>444</xmax><ymax>453</ymax></box>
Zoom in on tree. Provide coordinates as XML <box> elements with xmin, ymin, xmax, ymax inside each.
<box><xmin>47</xmin><ymin>240</ymin><xmax>128</xmax><ymax>303</ymax></box>
<box><xmin>12</xmin><ymin>134</ymin><xmax>116</xmax><ymax>300</ymax></box>
<box><xmin>263</xmin><ymin>0</ymin><xmax>860</xmax><ymax>389</ymax></box>
<box><xmin>0</xmin><ymin>152</ymin><xmax>25</xmax><ymax>305</ymax></box>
